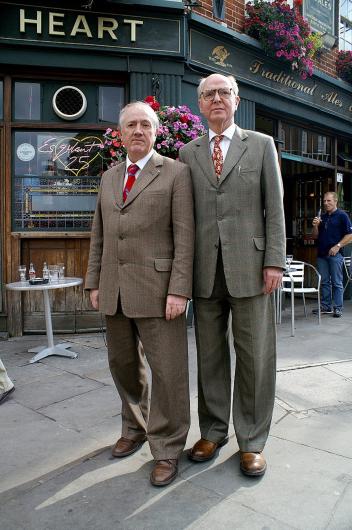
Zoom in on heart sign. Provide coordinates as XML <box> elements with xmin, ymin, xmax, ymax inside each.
<box><xmin>38</xmin><ymin>135</ymin><xmax>103</xmax><ymax>176</ymax></box>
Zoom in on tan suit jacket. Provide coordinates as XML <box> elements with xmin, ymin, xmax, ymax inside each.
<box><xmin>179</xmin><ymin>127</ymin><xmax>286</xmax><ymax>298</ymax></box>
<box><xmin>85</xmin><ymin>152</ymin><xmax>194</xmax><ymax>316</ymax></box>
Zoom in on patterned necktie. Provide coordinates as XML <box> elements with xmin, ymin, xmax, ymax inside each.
<box><xmin>123</xmin><ymin>163</ymin><xmax>139</xmax><ymax>202</ymax></box>
<box><xmin>212</xmin><ymin>135</ymin><xmax>224</xmax><ymax>180</ymax></box>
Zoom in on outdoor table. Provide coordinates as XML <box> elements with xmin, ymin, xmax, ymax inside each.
<box><xmin>6</xmin><ymin>277</ymin><xmax>83</xmax><ymax>363</ymax></box>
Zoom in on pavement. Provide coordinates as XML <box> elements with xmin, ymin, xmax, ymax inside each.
<box><xmin>0</xmin><ymin>298</ymin><xmax>352</xmax><ymax>530</ymax></box>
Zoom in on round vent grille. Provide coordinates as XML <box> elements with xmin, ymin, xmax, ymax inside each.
<box><xmin>52</xmin><ymin>86</ymin><xmax>87</xmax><ymax>120</ymax></box>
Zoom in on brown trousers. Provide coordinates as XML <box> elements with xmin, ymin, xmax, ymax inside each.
<box><xmin>106</xmin><ymin>310</ymin><xmax>190</xmax><ymax>460</ymax></box>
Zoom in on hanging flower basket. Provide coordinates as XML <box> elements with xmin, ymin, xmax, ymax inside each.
<box><xmin>245</xmin><ymin>0</ymin><xmax>322</xmax><ymax>79</ymax></box>
<box><xmin>99</xmin><ymin>97</ymin><xmax>206</xmax><ymax>168</ymax></box>
<box><xmin>336</xmin><ymin>51</ymin><xmax>352</xmax><ymax>83</ymax></box>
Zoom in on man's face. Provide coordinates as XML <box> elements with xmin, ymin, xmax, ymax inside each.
<box><xmin>198</xmin><ymin>74</ymin><xmax>240</xmax><ymax>132</ymax></box>
<box><xmin>120</xmin><ymin>106</ymin><xmax>156</xmax><ymax>162</ymax></box>
<box><xmin>323</xmin><ymin>194</ymin><xmax>338</xmax><ymax>213</ymax></box>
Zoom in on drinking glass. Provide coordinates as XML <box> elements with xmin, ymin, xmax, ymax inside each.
<box><xmin>18</xmin><ymin>265</ymin><xmax>27</xmax><ymax>282</ymax></box>
<box><xmin>58</xmin><ymin>263</ymin><xmax>65</xmax><ymax>281</ymax></box>
<box><xmin>49</xmin><ymin>265</ymin><xmax>59</xmax><ymax>283</ymax></box>
<box><xmin>286</xmin><ymin>255</ymin><xmax>293</xmax><ymax>270</ymax></box>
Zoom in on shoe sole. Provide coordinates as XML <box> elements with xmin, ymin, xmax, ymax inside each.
<box><xmin>111</xmin><ymin>439</ymin><xmax>146</xmax><ymax>458</ymax></box>
<box><xmin>240</xmin><ymin>462</ymin><xmax>267</xmax><ymax>477</ymax></box>
<box><xmin>188</xmin><ymin>436</ymin><xmax>229</xmax><ymax>462</ymax></box>
<box><xmin>150</xmin><ymin>470</ymin><xmax>178</xmax><ymax>487</ymax></box>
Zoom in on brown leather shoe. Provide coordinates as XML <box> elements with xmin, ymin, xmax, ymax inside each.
<box><xmin>111</xmin><ymin>436</ymin><xmax>146</xmax><ymax>458</ymax></box>
<box><xmin>240</xmin><ymin>452</ymin><xmax>267</xmax><ymax>476</ymax></box>
<box><xmin>188</xmin><ymin>436</ymin><xmax>229</xmax><ymax>462</ymax></box>
<box><xmin>150</xmin><ymin>459</ymin><xmax>178</xmax><ymax>487</ymax></box>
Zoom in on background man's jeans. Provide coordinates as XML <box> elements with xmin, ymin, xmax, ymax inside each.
<box><xmin>317</xmin><ymin>254</ymin><xmax>344</xmax><ymax>310</ymax></box>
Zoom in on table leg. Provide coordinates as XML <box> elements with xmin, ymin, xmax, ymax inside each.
<box><xmin>29</xmin><ymin>290</ymin><xmax>78</xmax><ymax>363</ymax></box>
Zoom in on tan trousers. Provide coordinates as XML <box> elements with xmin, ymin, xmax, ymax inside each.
<box><xmin>194</xmin><ymin>253</ymin><xmax>276</xmax><ymax>452</ymax></box>
<box><xmin>106</xmin><ymin>311</ymin><xmax>190</xmax><ymax>460</ymax></box>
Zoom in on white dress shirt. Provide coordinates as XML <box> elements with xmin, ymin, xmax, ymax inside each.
<box><xmin>209</xmin><ymin>123</ymin><xmax>237</xmax><ymax>161</ymax></box>
<box><xmin>123</xmin><ymin>149</ymin><xmax>155</xmax><ymax>187</ymax></box>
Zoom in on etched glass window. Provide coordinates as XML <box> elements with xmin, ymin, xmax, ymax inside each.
<box><xmin>13</xmin><ymin>130</ymin><xmax>105</xmax><ymax>231</ymax></box>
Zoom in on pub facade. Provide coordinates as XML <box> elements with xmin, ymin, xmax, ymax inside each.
<box><xmin>0</xmin><ymin>0</ymin><xmax>351</xmax><ymax>334</ymax></box>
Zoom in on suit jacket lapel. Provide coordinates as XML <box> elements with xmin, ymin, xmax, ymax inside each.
<box><xmin>123</xmin><ymin>152</ymin><xmax>163</xmax><ymax>207</ymax></box>
<box><xmin>113</xmin><ymin>162</ymin><xmax>126</xmax><ymax>210</ymax></box>
<box><xmin>195</xmin><ymin>134</ymin><xmax>218</xmax><ymax>188</ymax></box>
<box><xmin>220</xmin><ymin>126</ymin><xmax>248</xmax><ymax>183</ymax></box>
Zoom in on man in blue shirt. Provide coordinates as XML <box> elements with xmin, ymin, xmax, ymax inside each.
<box><xmin>312</xmin><ymin>192</ymin><xmax>352</xmax><ymax>317</ymax></box>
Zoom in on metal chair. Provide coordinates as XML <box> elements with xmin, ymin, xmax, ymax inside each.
<box><xmin>343</xmin><ymin>256</ymin><xmax>352</xmax><ymax>293</ymax></box>
<box><xmin>279</xmin><ymin>260</ymin><xmax>321</xmax><ymax>336</ymax></box>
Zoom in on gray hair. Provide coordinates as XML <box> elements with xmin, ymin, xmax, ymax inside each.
<box><xmin>119</xmin><ymin>101</ymin><xmax>159</xmax><ymax>131</ymax></box>
<box><xmin>197</xmin><ymin>74</ymin><xmax>239</xmax><ymax>98</ymax></box>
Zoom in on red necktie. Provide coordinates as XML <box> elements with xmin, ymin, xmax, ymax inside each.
<box><xmin>212</xmin><ymin>135</ymin><xmax>224</xmax><ymax>180</ymax></box>
<box><xmin>123</xmin><ymin>163</ymin><xmax>139</xmax><ymax>202</ymax></box>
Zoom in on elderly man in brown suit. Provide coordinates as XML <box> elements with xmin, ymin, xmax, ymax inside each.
<box><xmin>179</xmin><ymin>73</ymin><xmax>285</xmax><ymax>476</ymax></box>
<box><xmin>86</xmin><ymin>101</ymin><xmax>194</xmax><ymax>487</ymax></box>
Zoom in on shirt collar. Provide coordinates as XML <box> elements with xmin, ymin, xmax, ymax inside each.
<box><xmin>209</xmin><ymin>123</ymin><xmax>237</xmax><ymax>143</ymax></box>
<box><xmin>126</xmin><ymin>149</ymin><xmax>155</xmax><ymax>171</ymax></box>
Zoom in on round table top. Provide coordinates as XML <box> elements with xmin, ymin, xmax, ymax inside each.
<box><xmin>6</xmin><ymin>277</ymin><xmax>83</xmax><ymax>292</ymax></box>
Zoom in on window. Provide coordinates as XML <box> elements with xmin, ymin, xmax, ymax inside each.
<box><xmin>13</xmin><ymin>131</ymin><xmax>105</xmax><ymax>231</ymax></box>
<box><xmin>281</xmin><ymin>123</ymin><xmax>333</xmax><ymax>163</ymax></box>
<box><xmin>99</xmin><ymin>86</ymin><xmax>124</xmax><ymax>123</ymax></box>
<box><xmin>340</xmin><ymin>0</ymin><xmax>352</xmax><ymax>50</ymax></box>
<box><xmin>14</xmin><ymin>82</ymin><xmax>41</xmax><ymax>120</ymax></box>
<box><xmin>213</xmin><ymin>0</ymin><xmax>225</xmax><ymax>20</ymax></box>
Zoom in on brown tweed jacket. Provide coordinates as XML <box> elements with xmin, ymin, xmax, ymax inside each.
<box><xmin>85</xmin><ymin>152</ymin><xmax>194</xmax><ymax>317</ymax></box>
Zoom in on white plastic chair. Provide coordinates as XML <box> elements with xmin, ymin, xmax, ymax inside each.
<box><xmin>279</xmin><ymin>260</ymin><xmax>321</xmax><ymax>336</ymax></box>
<box><xmin>343</xmin><ymin>256</ymin><xmax>352</xmax><ymax>292</ymax></box>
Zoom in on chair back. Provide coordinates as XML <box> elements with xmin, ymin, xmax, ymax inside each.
<box><xmin>344</xmin><ymin>256</ymin><xmax>352</xmax><ymax>278</ymax></box>
<box><xmin>282</xmin><ymin>260</ymin><xmax>305</xmax><ymax>288</ymax></box>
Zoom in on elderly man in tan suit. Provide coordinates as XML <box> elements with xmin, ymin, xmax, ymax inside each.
<box><xmin>179</xmin><ymin>74</ymin><xmax>285</xmax><ymax>476</ymax></box>
<box><xmin>86</xmin><ymin>101</ymin><xmax>194</xmax><ymax>487</ymax></box>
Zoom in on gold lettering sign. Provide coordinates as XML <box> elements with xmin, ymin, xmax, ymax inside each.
<box><xmin>249</xmin><ymin>60</ymin><xmax>317</xmax><ymax>95</ymax></box>
<box><xmin>19</xmin><ymin>9</ymin><xmax>143</xmax><ymax>42</ymax></box>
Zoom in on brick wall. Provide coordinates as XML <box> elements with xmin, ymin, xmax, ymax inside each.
<box><xmin>193</xmin><ymin>0</ymin><xmax>338</xmax><ymax>78</ymax></box>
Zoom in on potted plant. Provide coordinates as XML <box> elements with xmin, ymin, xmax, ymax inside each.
<box><xmin>245</xmin><ymin>0</ymin><xmax>322</xmax><ymax>79</ymax></box>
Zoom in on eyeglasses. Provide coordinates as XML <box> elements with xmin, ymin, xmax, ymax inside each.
<box><xmin>201</xmin><ymin>88</ymin><xmax>234</xmax><ymax>101</ymax></box>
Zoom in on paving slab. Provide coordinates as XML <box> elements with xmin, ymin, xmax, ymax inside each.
<box><xmin>38</xmin><ymin>385</ymin><xmax>120</xmax><ymax>431</ymax></box>
<box><xmin>276</xmin><ymin>366</ymin><xmax>352</xmax><ymax>410</ymax></box>
<box><xmin>12</xmin><ymin>371</ymin><xmax>104</xmax><ymax>410</ymax></box>
<box><xmin>0</xmin><ymin>403</ymin><xmax>115</xmax><ymax>494</ymax></box>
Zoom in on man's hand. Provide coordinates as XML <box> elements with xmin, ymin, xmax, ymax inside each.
<box><xmin>328</xmin><ymin>245</ymin><xmax>340</xmax><ymax>256</ymax></box>
<box><xmin>165</xmin><ymin>294</ymin><xmax>188</xmax><ymax>321</ymax></box>
<box><xmin>263</xmin><ymin>267</ymin><xmax>283</xmax><ymax>295</ymax></box>
<box><xmin>312</xmin><ymin>216</ymin><xmax>321</xmax><ymax>227</ymax></box>
<box><xmin>90</xmin><ymin>289</ymin><xmax>99</xmax><ymax>310</ymax></box>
